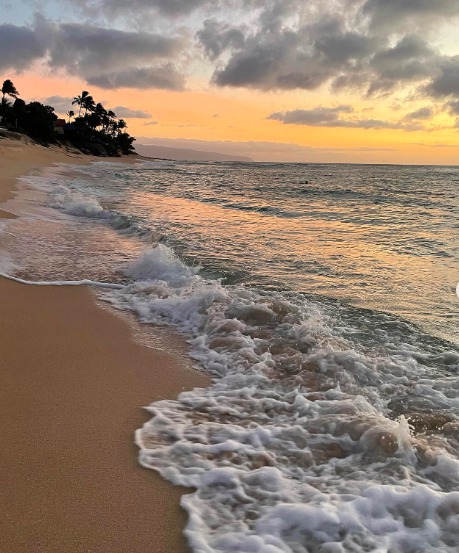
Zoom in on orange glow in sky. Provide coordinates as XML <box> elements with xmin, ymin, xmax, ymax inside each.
<box><xmin>3</xmin><ymin>1</ymin><xmax>459</xmax><ymax>163</ymax></box>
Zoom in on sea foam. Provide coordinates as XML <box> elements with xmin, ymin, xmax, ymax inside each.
<box><xmin>7</xmin><ymin>163</ymin><xmax>459</xmax><ymax>553</ymax></box>
<box><xmin>98</xmin><ymin>244</ymin><xmax>459</xmax><ymax>553</ymax></box>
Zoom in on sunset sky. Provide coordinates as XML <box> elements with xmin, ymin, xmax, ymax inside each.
<box><xmin>2</xmin><ymin>0</ymin><xmax>459</xmax><ymax>163</ymax></box>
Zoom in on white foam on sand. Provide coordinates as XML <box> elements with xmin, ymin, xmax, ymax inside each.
<box><xmin>0</xmin><ymin>272</ymin><xmax>124</xmax><ymax>289</ymax></box>
<box><xmin>98</xmin><ymin>244</ymin><xmax>459</xmax><ymax>553</ymax></box>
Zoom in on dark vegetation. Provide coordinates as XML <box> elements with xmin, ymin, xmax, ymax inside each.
<box><xmin>0</xmin><ymin>79</ymin><xmax>136</xmax><ymax>156</ymax></box>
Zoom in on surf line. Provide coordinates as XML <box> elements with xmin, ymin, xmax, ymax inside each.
<box><xmin>0</xmin><ymin>272</ymin><xmax>124</xmax><ymax>290</ymax></box>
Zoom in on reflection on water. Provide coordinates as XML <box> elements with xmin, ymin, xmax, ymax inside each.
<box><xmin>2</xmin><ymin>161</ymin><xmax>458</xmax><ymax>343</ymax></box>
<box><xmin>2</xmin><ymin>160</ymin><xmax>459</xmax><ymax>553</ymax></box>
<box><xmin>119</xmin><ymin>162</ymin><xmax>458</xmax><ymax>344</ymax></box>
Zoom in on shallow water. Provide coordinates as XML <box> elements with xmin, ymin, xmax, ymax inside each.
<box><xmin>1</xmin><ymin>160</ymin><xmax>459</xmax><ymax>553</ymax></box>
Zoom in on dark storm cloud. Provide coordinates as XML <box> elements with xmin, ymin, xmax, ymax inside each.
<box><xmin>370</xmin><ymin>36</ymin><xmax>435</xmax><ymax>82</ymax></box>
<box><xmin>199</xmin><ymin>4</ymin><xmax>376</xmax><ymax>91</ymax></box>
<box><xmin>363</xmin><ymin>0</ymin><xmax>459</xmax><ymax>30</ymax></box>
<box><xmin>314</xmin><ymin>32</ymin><xmax>374</xmax><ymax>65</ymax></box>
<box><xmin>0</xmin><ymin>17</ymin><xmax>188</xmax><ymax>91</ymax></box>
<box><xmin>212</xmin><ymin>27</ymin><xmax>337</xmax><ymax>90</ymax></box>
<box><xmin>255</xmin><ymin>0</ymin><xmax>302</xmax><ymax>33</ymax></box>
<box><xmin>267</xmin><ymin>106</ymin><xmax>422</xmax><ymax>131</ymax></box>
<box><xmin>0</xmin><ymin>24</ymin><xmax>46</xmax><ymax>71</ymax></box>
<box><xmin>37</xmin><ymin>18</ymin><xmax>184</xmax><ymax>76</ymax></box>
<box><xmin>363</xmin><ymin>36</ymin><xmax>438</xmax><ymax>97</ymax></box>
<box><xmin>209</xmin><ymin>9</ymin><xmax>446</xmax><ymax>95</ymax></box>
<box><xmin>135</xmin><ymin>0</ymin><xmax>209</xmax><ymax>16</ymax></box>
<box><xmin>7</xmin><ymin>0</ymin><xmax>459</xmax><ymax>112</ymax></box>
<box><xmin>194</xmin><ymin>0</ymin><xmax>459</xmax><ymax>103</ymax></box>
<box><xmin>426</xmin><ymin>56</ymin><xmax>459</xmax><ymax>98</ymax></box>
<box><xmin>87</xmin><ymin>65</ymin><xmax>185</xmax><ymax>90</ymax></box>
<box><xmin>197</xmin><ymin>19</ymin><xmax>245</xmax><ymax>60</ymax></box>
<box><xmin>66</xmin><ymin>0</ymin><xmax>211</xmax><ymax>17</ymax></box>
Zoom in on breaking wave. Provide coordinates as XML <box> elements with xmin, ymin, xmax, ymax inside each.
<box><xmin>7</xmin><ymin>161</ymin><xmax>459</xmax><ymax>552</ymax></box>
<box><xmin>98</xmin><ymin>244</ymin><xmax>459</xmax><ymax>553</ymax></box>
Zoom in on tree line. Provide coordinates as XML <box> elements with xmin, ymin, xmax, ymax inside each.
<box><xmin>0</xmin><ymin>79</ymin><xmax>136</xmax><ymax>155</ymax></box>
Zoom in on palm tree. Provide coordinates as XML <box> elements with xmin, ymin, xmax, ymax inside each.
<box><xmin>0</xmin><ymin>97</ymin><xmax>12</xmax><ymax>124</ymax></box>
<box><xmin>72</xmin><ymin>91</ymin><xmax>91</xmax><ymax>117</ymax></box>
<box><xmin>82</xmin><ymin>95</ymin><xmax>95</xmax><ymax>115</ymax></box>
<box><xmin>94</xmin><ymin>103</ymin><xmax>107</xmax><ymax>116</ymax></box>
<box><xmin>0</xmin><ymin>96</ymin><xmax>12</xmax><ymax>110</ymax></box>
<box><xmin>2</xmin><ymin>79</ymin><xmax>19</xmax><ymax>101</ymax></box>
<box><xmin>102</xmin><ymin>109</ymin><xmax>116</xmax><ymax>133</ymax></box>
<box><xmin>87</xmin><ymin>111</ymin><xmax>102</xmax><ymax>131</ymax></box>
<box><xmin>116</xmin><ymin>119</ymin><xmax>127</xmax><ymax>136</ymax></box>
<box><xmin>66</xmin><ymin>110</ymin><xmax>75</xmax><ymax>123</ymax></box>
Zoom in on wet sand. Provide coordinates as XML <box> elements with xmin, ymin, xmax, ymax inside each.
<box><xmin>0</xmin><ymin>137</ymin><xmax>209</xmax><ymax>552</ymax></box>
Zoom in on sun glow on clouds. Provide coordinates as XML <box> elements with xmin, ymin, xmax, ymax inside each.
<box><xmin>2</xmin><ymin>0</ymin><xmax>459</xmax><ymax>163</ymax></box>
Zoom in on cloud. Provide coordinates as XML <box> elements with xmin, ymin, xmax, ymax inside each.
<box><xmin>6</xmin><ymin>0</ymin><xmax>459</xmax><ymax>118</ymax></box>
<box><xmin>111</xmin><ymin>106</ymin><xmax>152</xmax><ymax>118</ymax></box>
<box><xmin>72</xmin><ymin>0</ymin><xmax>210</xmax><ymax>17</ymax></box>
<box><xmin>403</xmin><ymin>107</ymin><xmax>433</xmax><ymax>120</ymax></box>
<box><xmin>208</xmin><ymin>7</ymin><xmax>432</xmax><ymax>93</ymax></box>
<box><xmin>0</xmin><ymin>24</ymin><xmax>46</xmax><ymax>71</ymax></box>
<box><xmin>197</xmin><ymin>19</ymin><xmax>245</xmax><ymax>60</ymax></box>
<box><xmin>410</xmin><ymin>141</ymin><xmax>459</xmax><ymax>148</ymax></box>
<box><xmin>363</xmin><ymin>0</ymin><xmax>459</xmax><ymax>31</ymax></box>
<box><xmin>426</xmin><ymin>56</ymin><xmax>459</xmax><ymax>98</ymax></box>
<box><xmin>129</xmin><ymin>0</ymin><xmax>208</xmax><ymax>16</ymax></box>
<box><xmin>446</xmin><ymin>100</ymin><xmax>459</xmax><ymax>115</ymax></box>
<box><xmin>87</xmin><ymin>65</ymin><xmax>185</xmax><ymax>90</ymax></box>
<box><xmin>40</xmin><ymin>95</ymin><xmax>74</xmax><ymax>113</ymax></box>
<box><xmin>314</xmin><ymin>31</ymin><xmax>374</xmax><ymax>65</ymax></box>
<box><xmin>143</xmin><ymin>121</ymin><xmax>159</xmax><ymax>126</ymax></box>
<box><xmin>212</xmin><ymin>28</ymin><xmax>336</xmax><ymax>90</ymax></box>
<box><xmin>37</xmin><ymin>17</ymin><xmax>186</xmax><ymax>76</ymax></box>
<box><xmin>267</xmin><ymin>106</ymin><xmax>424</xmax><ymax>130</ymax></box>
<box><xmin>192</xmin><ymin>0</ymin><xmax>459</xmax><ymax>103</ymax></box>
<box><xmin>268</xmin><ymin>105</ymin><xmax>354</xmax><ymax>125</ymax></box>
<box><xmin>201</xmin><ymin>5</ymin><xmax>374</xmax><ymax>91</ymax></box>
<box><xmin>370</xmin><ymin>35</ymin><xmax>435</xmax><ymax>86</ymax></box>
<box><xmin>1</xmin><ymin>17</ymin><xmax>188</xmax><ymax>91</ymax></box>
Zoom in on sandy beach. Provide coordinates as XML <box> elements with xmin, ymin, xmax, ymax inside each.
<box><xmin>0</xmin><ymin>136</ymin><xmax>209</xmax><ymax>552</ymax></box>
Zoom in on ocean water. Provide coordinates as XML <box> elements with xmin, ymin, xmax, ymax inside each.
<box><xmin>1</xmin><ymin>160</ymin><xmax>459</xmax><ymax>553</ymax></box>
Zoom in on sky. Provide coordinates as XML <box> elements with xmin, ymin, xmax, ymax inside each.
<box><xmin>2</xmin><ymin>0</ymin><xmax>459</xmax><ymax>163</ymax></box>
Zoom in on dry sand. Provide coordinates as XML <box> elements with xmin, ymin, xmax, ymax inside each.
<box><xmin>0</xmin><ymin>137</ymin><xmax>209</xmax><ymax>552</ymax></box>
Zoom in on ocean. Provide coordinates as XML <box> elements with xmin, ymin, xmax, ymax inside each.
<box><xmin>1</xmin><ymin>160</ymin><xmax>459</xmax><ymax>553</ymax></box>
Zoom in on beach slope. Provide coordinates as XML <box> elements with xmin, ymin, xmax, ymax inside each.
<box><xmin>0</xmin><ymin>138</ymin><xmax>208</xmax><ymax>552</ymax></box>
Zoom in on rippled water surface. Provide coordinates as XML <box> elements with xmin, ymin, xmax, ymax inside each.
<box><xmin>53</xmin><ymin>160</ymin><xmax>458</xmax><ymax>343</ymax></box>
<box><xmin>1</xmin><ymin>160</ymin><xmax>459</xmax><ymax>553</ymax></box>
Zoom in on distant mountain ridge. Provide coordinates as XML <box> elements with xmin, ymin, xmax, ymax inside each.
<box><xmin>135</xmin><ymin>143</ymin><xmax>253</xmax><ymax>162</ymax></box>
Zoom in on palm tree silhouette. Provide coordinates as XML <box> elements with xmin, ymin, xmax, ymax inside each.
<box><xmin>66</xmin><ymin>110</ymin><xmax>75</xmax><ymax>123</ymax></box>
<box><xmin>116</xmin><ymin>119</ymin><xmax>127</xmax><ymax>135</ymax></box>
<box><xmin>82</xmin><ymin>95</ymin><xmax>95</xmax><ymax>115</ymax></box>
<box><xmin>2</xmin><ymin>79</ymin><xmax>19</xmax><ymax>101</ymax></box>
<box><xmin>72</xmin><ymin>91</ymin><xmax>91</xmax><ymax>117</ymax></box>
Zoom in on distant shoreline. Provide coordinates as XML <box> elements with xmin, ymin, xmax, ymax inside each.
<box><xmin>135</xmin><ymin>142</ymin><xmax>254</xmax><ymax>162</ymax></box>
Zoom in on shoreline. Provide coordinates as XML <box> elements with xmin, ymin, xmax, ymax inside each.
<box><xmin>0</xmin><ymin>138</ymin><xmax>209</xmax><ymax>552</ymax></box>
